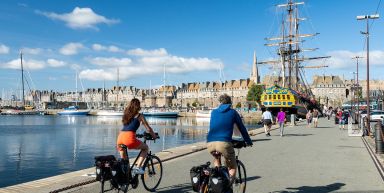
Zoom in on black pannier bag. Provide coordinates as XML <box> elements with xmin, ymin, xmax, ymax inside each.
<box><xmin>190</xmin><ymin>166</ymin><xmax>203</xmax><ymax>192</ymax></box>
<box><xmin>111</xmin><ymin>159</ymin><xmax>129</xmax><ymax>185</ymax></box>
<box><xmin>94</xmin><ymin>155</ymin><xmax>116</xmax><ymax>181</ymax></box>
<box><xmin>209</xmin><ymin>166</ymin><xmax>231</xmax><ymax>193</ymax></box>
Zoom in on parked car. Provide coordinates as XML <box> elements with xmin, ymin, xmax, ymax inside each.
<box><xmin>370</xmin><ymin>110</ymin><xmax>384</xmax><ymax>121</ymax></box>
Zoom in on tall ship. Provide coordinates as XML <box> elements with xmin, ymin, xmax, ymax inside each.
<box><xmin>259</xmin><ymin>0</ymin><xmax>330</xmax><ymax>117</ymax></box>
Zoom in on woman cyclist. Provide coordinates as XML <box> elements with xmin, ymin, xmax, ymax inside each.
<box><xmin>207</xmin><ymin>94</ymin><xmax>253</xmax><ymax>184</ymax></box>
<box><xmin>116</xmin><ymin>98</ymin><xmax>157</xmax><ymax>174</ymax></box>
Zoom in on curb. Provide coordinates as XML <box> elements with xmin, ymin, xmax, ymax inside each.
<box><xmin>361</xmin><ymin>137</ymin><xmax>384</xmax><ymax>181</ymax></box>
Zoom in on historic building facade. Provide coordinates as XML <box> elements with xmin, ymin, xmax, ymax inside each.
<box><xmin>311</xmin><ymin>75</ymin><xmax>347</xmax><ymax>107</ymax></box>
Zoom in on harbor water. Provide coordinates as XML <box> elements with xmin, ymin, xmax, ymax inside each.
<box><xmin>0</xmin><ymin>115</ymin><xmax>259</xmax><ymax>188</ymax></box>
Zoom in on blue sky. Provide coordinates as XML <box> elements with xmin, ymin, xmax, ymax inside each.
<box><xmin>1</xmin><ymin>0</ymin><xmax>383</xmax><ymax>95</ymax></box>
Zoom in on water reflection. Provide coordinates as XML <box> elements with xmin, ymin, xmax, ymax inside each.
<box><xmin>0</xmin><ymin>115</ymin><xmax>259</xmax><ymax>188</ymax></box>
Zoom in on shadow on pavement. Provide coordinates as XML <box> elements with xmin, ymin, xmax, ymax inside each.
<box><xmin>276</xmin><ymin>182</ymin><xmax>346</xmax><ymax>193</ymax></box>
<box><xmin>252</xmin><ymin>139</ymin><xmax>271</xmax><ymax>142</ymax></box>
<box><xmin>283</xmin><ymin>134</ymin><xmax>313</xmax><ymax>137</ymax></box>
<box><xmin>156</xmin><ymin>183</ymin><xmax>192</xmax><ymax>193</ymax></box>
<box><xmin>246</xmin><ymin>175</ymin><xmax>261</xmax><ymax>182</ymax></box>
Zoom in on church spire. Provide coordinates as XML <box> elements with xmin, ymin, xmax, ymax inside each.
<box><xmin>250</xmin><ymin>50</ymin><xmax>260</xmax><ymax>84</ymax></box>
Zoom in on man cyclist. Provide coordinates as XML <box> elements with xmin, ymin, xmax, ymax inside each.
<box><xmin>207</xmin><ymin>94</ymin><xmax>253</xmax><ymax>185</ymax></box>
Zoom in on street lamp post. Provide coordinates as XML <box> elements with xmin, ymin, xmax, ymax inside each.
<box><xmin>357</xmin><ymin>14</ymin><xmax>379</xmax><ymax>135</ymax></box>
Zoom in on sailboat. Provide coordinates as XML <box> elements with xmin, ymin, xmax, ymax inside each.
<box><xmin>259</xmin><ymin>0</ymin><xmax>330</xmax><ymax>117</ymax></box>
<box><xmin>91</xmin><ymin>68</ymin><xmax>124</xmax><ymax>116</ymax></box>
<box><xmin>142</xmin><ymin>64</ymin><xmax>179</xmax><ymax>118</ymax></box>
<box><xmin>2</xmin><ymin>51</ymin><xmax>41</xmax><ymax>115</ymax></box>
<box><xmin>57</xmin><ymin>71</ymin><xmax>90</xmax><ymax>115</ymax></box>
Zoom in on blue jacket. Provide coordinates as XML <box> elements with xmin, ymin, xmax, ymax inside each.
<box><xmin>207</xmin><ymin>104</ymin><xmax>253</xmax><ymax>145</ymax></box>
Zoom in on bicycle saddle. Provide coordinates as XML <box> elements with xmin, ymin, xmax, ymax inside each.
<box><xmin>119</xmin><ymin>144</ymin><xmax>128</xmax><ymax>149</ymax></box>
<box><xmin>210</xmin><ymin>151</ymin><xmax>222</xmax><ymax>157</ymax></box>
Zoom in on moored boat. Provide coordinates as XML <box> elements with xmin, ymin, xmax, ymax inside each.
<box><xmin>196</xmin><ymin>110</ymin><xmax>212</xmax><ymax>118</ymax></box>
<box><xmin>142</xmin><ymin>108</ymin><xmax>179</xmax><ymax>117</ymax></box>
<box><xmin>91</xmin><ymin>109</ymin><xmax>124</xmax><ymax>116</ymax></box>
<box><xmin>57</xmin><ymin>106</ymin><xmax>90</xmax><ymax>115</ymax></box>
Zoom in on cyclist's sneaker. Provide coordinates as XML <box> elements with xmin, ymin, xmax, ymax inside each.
<box><xmin>132</xmin><ymin>166</ymin><xmax>145</xmax><ymax>175</ymax></box>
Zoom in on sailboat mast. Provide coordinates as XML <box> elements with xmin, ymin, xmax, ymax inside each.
<box><xmin>163</xmin><ymin>63</ymin><xmax>166</xmax><ymax>107</ymax></box>
<box><xmin>288</xmin><ymin>0</ymin><xmax>294</xmax><ymax>89</ymax></box>
<box><xmin>75</xmin><ymin>70</ymin><xmax>78</xmax><ymax>106</ymax></box>
<box><xmin>20</xmin><ymin>51</ymin><xmax>25</xmax><ymax>106</ymax></box>
<box><xmin>116</xmin><ymin>67</ymin><xmax>119</xmax><ymax>107</ymax></box>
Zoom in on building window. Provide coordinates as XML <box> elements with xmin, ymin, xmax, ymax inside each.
<box><xmin>273</xmin><ymin>95</ymin><xmax>276</xmax><ymax>100</ymax></box>
<box><xmin>282</xmin><ymin>95</ymin><xmax>286</xmax><ymax>100</ymax></box>
<box><xmin>287</xmin><ymin>95</ymin><xmax>291</xmax><ymax>100</ymax></box>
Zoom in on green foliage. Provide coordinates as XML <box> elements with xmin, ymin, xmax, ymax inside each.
<box><xmin>192</xmin><ymin>101</ymin><xmax>198</xmax><ymax>107</ymax></box>
<box><xmin>247</xmin><ymin>84</ymin><xmax>264</xmax><ymax>104</ymax></box>
<box><xmin>235</xmin><ymin>102</ymin><xmax>242</xmax><ymax>108</ymax></box>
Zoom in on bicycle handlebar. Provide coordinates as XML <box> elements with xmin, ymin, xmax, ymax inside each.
<box><xmin>136</xmin><ymin>132</ymin><xmax>160</xmax><ymax>140</ymax></box>
<box><xmin>232</xmin><ymin>140</ymin><xmax>250</xmax><ymax>148</ymax></box>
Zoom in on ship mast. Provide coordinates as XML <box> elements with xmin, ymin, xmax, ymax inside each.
<box><xmin>20</xmin><ymin>51</ymin><xmax>25</xmax><ymax>106</ymax></box>
<box><xmin>260</xmin><ymin>0</ymin><xmax>330</xmax><ymax>93</ymax></box>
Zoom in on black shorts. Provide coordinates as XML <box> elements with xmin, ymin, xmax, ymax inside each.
<box><xmin>263</xmin><ymin>119</ymin><xmax>272</xmax><ymax>126</ymax></box>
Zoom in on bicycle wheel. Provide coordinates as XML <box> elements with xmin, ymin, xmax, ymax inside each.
<box><xmin>233</xmin><ymin>160</ymin><xmax>246</xmax><ymax>193</ymax></box>
<box><xmin>141</xmin><ymin>155</ymin><xmax>163</xmax><ymax>192</ymax></box>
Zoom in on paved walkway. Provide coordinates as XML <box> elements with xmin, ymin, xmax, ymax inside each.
<box><xmin>68</xmin><ymin>118</ymin><xmax>384</xmax><ymax>193</ymax></box>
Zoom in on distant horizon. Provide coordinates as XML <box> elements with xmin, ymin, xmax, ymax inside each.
<box><xmin>1</xmin><ymin>0</ymin><xmax>384</xmax><ymax>93</ymax></box>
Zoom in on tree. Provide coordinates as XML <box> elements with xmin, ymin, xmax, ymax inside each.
<box><xmin>192</xmin><ymin>100</ymin><xmax>198</xmax><ymax>108</ymax></box>
<box><xmin>236</xmin><ymin>102</ymin><xmax>242</xmax><ymax>109</ymax></box>
<box><xmin>247</xmin><ymin>84</ymin><xmax>264</xmax><ymax>107</ymax></box>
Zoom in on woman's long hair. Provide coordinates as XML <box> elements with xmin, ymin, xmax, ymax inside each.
<box><xmin>122</xmin><ymin>98</ymin><xmax>141</xmax><ymax>125</ymax></box>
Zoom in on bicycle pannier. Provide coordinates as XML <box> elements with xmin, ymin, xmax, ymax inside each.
<box><xmin>111</xmin><ymin>159</ymin><xmax>129</xmax><ymax>185</ymax></box>
<box><xmin>94</xmin><ymin>155</ymin><xmax>116</xmax><ymax>181</ymax></box>
<box><xmin>190</xmin><ymin>166</ymin><xmax>203</xmax><ymax>192</ymax></box>
<box><xmin>209</xmin><ymin>166</ymin><xmax>231</xmax><ymax>193</ymax></box>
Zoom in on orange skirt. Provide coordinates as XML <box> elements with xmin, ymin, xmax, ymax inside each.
<box><xmin>116</xmin><ymin>131</ymin><xmax>142</xmax><ymax>151</ymax></box>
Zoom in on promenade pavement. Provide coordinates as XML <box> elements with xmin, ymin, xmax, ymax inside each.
<box><xmin>67</xmin><ymin>118</ymin><xmax>384</xmax><ymax>193</ymax></box>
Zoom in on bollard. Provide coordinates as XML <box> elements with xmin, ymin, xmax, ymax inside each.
<box><xmin>291</xmin><ymin>114</ymin><xmax>295</xmax><ymax>126</ymax></box>
<box><xmin>375</xmin><ymin>121</ymin><xmax>384</xmax><ymax>154</ymax></box>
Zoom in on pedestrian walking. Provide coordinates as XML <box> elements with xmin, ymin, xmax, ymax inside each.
<box><xmin>276</xmin><ymin>108</ymin><xmax>286</xmax><ymax>136</ymax></box>
<box><xmin>312</xmin><ymin>109</ymin><xmax>319</xmax><ymax>128</ymax></box>
<box><xmin>262</xmin><ymin>108</ymin><xmax>273</xmax><ymax>136</ymax></box>
<box><xmin>336</xmin><ymin>108</ymin><xmax>345</xmax><ymax>130</ymax></box>
<box><xmin>327</xmin><ymin>107</ymin><xmax>333</xmax><ymax>120</ymax></box>
<box><xmin>306</xmin><ymin>110</ymin><xmax>312</xmax><ymax>128</ymax></box>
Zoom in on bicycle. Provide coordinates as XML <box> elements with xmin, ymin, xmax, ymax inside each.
<box><xmin>193</xmin><ymin>140</ymin><xmax>247</xmax><ymax>193</ymax></box>
<box><xmin>95</xmin><ymin>132</ymin><xmax>163</xmax><ymax>193</ymax></box>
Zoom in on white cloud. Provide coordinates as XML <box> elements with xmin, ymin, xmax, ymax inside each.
<box><xmin>1</xmin><ymin>58</ymin><xmax>45</xmax><ymax>70</ymax></box>
<box><xmin>108</xmin><ymin>45</ymin><xmax>123</xmax><ymax>53</ymax></box>
<box><xmin>47</xmin><ymin>59</ymin><xmax>66</xmax><ymax>67</ymax></box>
<box><xmin>312</xmin><ymin>50</ymin><xmax>384</xmax><ymax>69</ymax></box>
<box><xmin>36</xmin><ymin>7</ymin><xmax>119</xmax><ymax>30</ymax></box>
<box><xmin>79</xmin><ymin>69</ymin><xmax>116</xmax><ymax>81</ymax></box>
<box><xmin>88</xmin><ymin>57</ymin><xmax>132</xmax><ymax>66</ymax></box>
<box><xmin>48</xmin><ymin>76</ymin><xmax>58</xmax><ymax>80</ymax></box>
<box><xmin>70</xmin><ymin>64</ymin><xmax>81</xmax><ymax>71</ymax></box>
<box><xmin>80</xmin><ymin>48</ymin><xmax>223</xmax><ymax>81</ymax></box>
<box><xmin>22</xmin><ymin>47</ymin><xmax>43</xmax><ymax>55</ymax></box>
<box><xmin>60</xmin><ymin>42</ymin><xmax>84</xmax><ymax>55</ymax></box>
<box><xmin>92</xmin><ymin>44</ymin><xmax>123</xmax><ymax>52</ymax></box>
<box><xmin>127</xmin><ymin>48</ymin><xmax>168</xmax><ymax>56</ymax></box>
<box><xmin>0</xmin><ymin>44</ymin><xmax>10</xmax><ymax>54</ymax></box>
